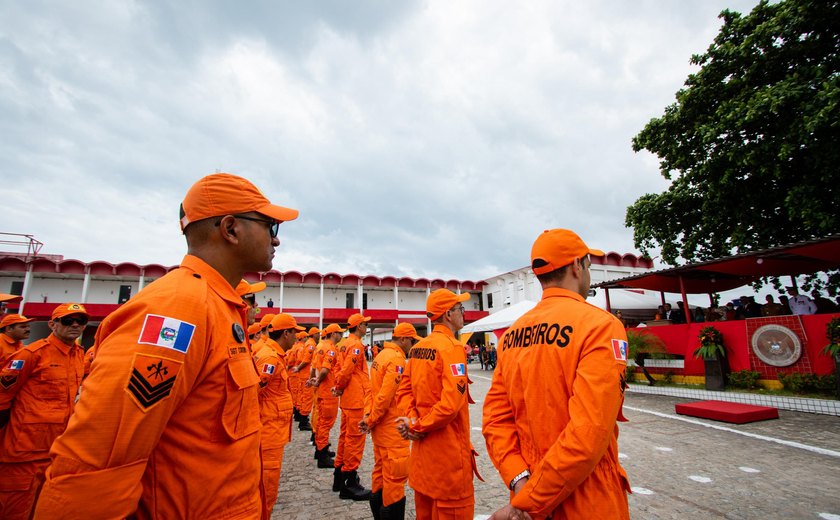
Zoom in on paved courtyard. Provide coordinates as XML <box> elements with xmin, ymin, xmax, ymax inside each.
<box><xmin>272</xmin><ymin>363</ymin><xmax>840</xmax><ymax>519</ymax></box>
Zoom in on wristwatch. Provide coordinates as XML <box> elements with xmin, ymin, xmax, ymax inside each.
<box><xmin>509</xmin><ymin>469</ymin><xmax>530</xmax><ymax>490</ymax></box>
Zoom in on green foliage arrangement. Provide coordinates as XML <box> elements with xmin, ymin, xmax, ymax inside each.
<box><xmin>822</xmin><ymin>318</ymin><xmax>840</xmax><ymax>358</ymax></box>
<box><xmin>625</xmin><ymin>0</ymin><xmax>839</xmax><ymax>292</ymax></box>
<box><xmin>728</xmin><ymin>370</ymin><xmax>761</xmax><ymax>390</ymax></box>
<box><xmin>694</xmin><ymin>326</ymin><xmax>725</xmax><ymax>359</ymax></box>
<box><xmin>777</xmin><ymin>372</ymin><xmax>837</xmax><ymax>394</ymax></box>
<box><xmin>626</xmin><ymin>329</ymin><xmax>668</xmax><ymax>359</ymax></box>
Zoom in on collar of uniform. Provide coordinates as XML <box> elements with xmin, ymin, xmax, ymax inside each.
<box><xmin>431</xmin><ymin>324</ymin><xmax>456</xmax><ymax>338</ymax></box>
<box><xmin>383</xmin><ymin>341</ymin><xmax>402</xmax><ymax>353</ymax></box>
<box><xmin>0</xmin><ymin>333</ymin><xmax>16</xmax><ymax>346</ymax></box>
<box><xmin>180</xmin><ymin>254</ymin><xmax>247</xmax><ymax>309</ymax></box>
<box><xmin>47</xmin><ymin>333</ymin><xmax>77</xmax><ymax>354</ymax></box>
<box><xmin>541</xmin><ymin>286</ymin><xmax>585</xmax><ymax>303</ymax></box>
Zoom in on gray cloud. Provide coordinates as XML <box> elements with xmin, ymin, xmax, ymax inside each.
<box><xmin>1</xmin><ymin>0</ymin><xmax>759</xmax><ymax>279</ymax></box>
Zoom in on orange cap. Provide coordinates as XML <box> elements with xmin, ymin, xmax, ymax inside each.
<box><xmin>0</xmin><ymin>314</ymin><xmax>34</xmax><ymax>329</ymax></box>
<box><xmin>259</xmin><ymin>313</ymin><xmax>275</xmax><ymax>327</ymax></box>
<box><xmin>236</xmin><ymin>279</ymin><xmax>267</xmax><ymax>296</ymax></box>
<box><xmin>179</xmin><ymin>173</ymin><xmax>299</xmax><ymax>232</ymax></box>
<box><xmin>308</xmin><ymin>327</ymin><xmax>321</xmax><ymax>337</ymax></box>
<box><xmin>0</xmin><ymin>294</ymin><xmax>23</xmax><ymax>304</ymax></box>
<box><xmin>296</xmin><ymin>331</ymin><xmax>308</xmax><ymax>340</ymax></box>
<box><xmin>393</xmin><ymin>323</ymin><xmax>421</xmax><ymax>340</ymax></box>
<box><xmin>247</xmin><ymin>323</ymin><xmax>263</xmax><ymax>336</ymax></box>
<box><xmin>51</xmin><ymin>303</ymin><xmax>89</xmax><ymax>320</ymax></box>
<box><xmin>347</xmin><ymin>313</ymin><xmax>371</xmax><ymax>328</ymax></box>
<box><xmin>426</xmin><ymin>289</ymin><xmax>470</xmax><ymax>320</ymax></box>
<box><xmin>270</xmin><ymin>313</ymin><xmax>305</xmax><ymax>332</ymax></box>
<box><xmin>530</xmin><ymin>229</ymin><xmax>604</xmax><ymax>275</ymax></box>
<box><xmin>323</xmin><ymin>323</ymin><xmax>345</xmax><ymax>335</ymax></box>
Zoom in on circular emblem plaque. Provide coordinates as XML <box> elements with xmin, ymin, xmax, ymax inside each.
<box><xmin>751</xmin><ymin>324</ymin><xmax>802</xmax><ymax>367</ymax></box>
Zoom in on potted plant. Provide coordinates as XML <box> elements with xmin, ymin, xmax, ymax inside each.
<box><xmin>694</xmin><ymin>326</ymin><xmax>727</xmax><ymax>391</ymax></box>
<box><xmin>626</xmin><ymin>330</ymin><xmax>668</xmax><ymax>386</ymax></box>
<box><xmin>820</xmin><ymin>317</ymin><xmax>840</xmax><ymax>399</ymax></box>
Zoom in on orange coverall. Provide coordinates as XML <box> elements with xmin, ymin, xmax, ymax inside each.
<box><xmin>254</xmin><ymin>339</ymin><xmax>294</xmax><ymax>515</ymax></box>
<box><xmin>287</xmin><ymin>340</ymin><xmax>303</xmax><ymax>410</ymax></box>
<box><xmin>333</xmin><ymin>334</ymin><xmax>371</xmax><ymax>472</ymax></box>
<box><xmin>34</xmin><ymin>255</ymin><xmax>263</xmax><ymax>520</ymax></box>
<box><xmin>0</xmin><ymin>334</ymin><xmax>84</xmax><ymax>520</ymax></box>
<box><xmin>0</xmin><ymin>332</ymin><xmax>23</xmax><ymax>366</ymax></box>
<box><xmin>367</xmin><ymin>342</ymin><xmax>409</xmax><ymax>506</ymax></box>
<box><xmin>298</xmin><ymin>338</ymin><xmax>316</xmax><ymax>417</ymax></box>
<box><xmin>395</xmin><ymin>324</ymin><xmax>479</xmax><ymax>519</ymax></box>
<box><xmin>482</xmin><ymin>287</ymin><xmax>631</xmax><ymax>519</ymax></box>
<box><xmin>314</xmin><ymin>339</ymin><xmax>339</xmax><ymax>451</ymax></box>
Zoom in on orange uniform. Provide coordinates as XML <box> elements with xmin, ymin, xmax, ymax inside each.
<box><xmin>314</xmin><ymin>339</ymin><xmax>339</xmax><ymax>451</ymax></box>
<box><xmin>367</xmin><ymin>342</ymin><xmax>409</xmax><ymax>507</ymax></box>
<box><xmin>0</xmin><ymin>334</ymin><xmax>84</xmax><ymax>520</ymax></box>
<box><xmin>298</xmin><ymin>337</ymin><xmax>317</xmax><ymax>417</ymax></box>
<box><xmin>0</xmin><ymin>332</ymin><xmax>23</xmax><ymax>367</ymax></box>
<box><xmin>254</xmin><ymin>339</ymin><xmax>294</xmax><ymax>515</ymax></box>
<box><xmin>34</xmin><ymin>255</ymin><xmax>263</xmax><ymax>520</ymax></box>
<box><xmin>287</xmin><ymin>340</ymin><xmax>303</xmax><ymax>410</ymax></box>
<box><xmin>395</xmin><ymin>324</ymin><xmax>479</xmax><ymax>518</ymax></box>
<box><xmin>482</xmin><ymin>287</ymin><xmax>631</xmax><ymax>519</ymax></box>
<box><xmin>334</xmin><ymin>334</ymin><xmax>371</xmax><ymax>472</ymax></box>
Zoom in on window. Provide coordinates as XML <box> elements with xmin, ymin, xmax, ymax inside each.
<box><xmin>487</xmin><ymin>293</ymin><xmax>493</xmax><ymax>309</ymax></box>
<box><xmin>363</xmin><ymin>293</ymin><xmax>368</xmax><ymax>310</ymax></box>
<box><xmin>346</xmin><ymin>293</ymin><xmax>354</xmax><ymax>309</ymax></box>
<box><xmin>118</xmin><ymin>285</ymin><xmax>132</xmax><ymax>304</ymax></box>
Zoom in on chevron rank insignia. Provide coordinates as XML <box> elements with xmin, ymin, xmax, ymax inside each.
<box><xmin>127</xmin><ymin>353</ymin><xmax>182</xmax><ymax>412</ymax></box>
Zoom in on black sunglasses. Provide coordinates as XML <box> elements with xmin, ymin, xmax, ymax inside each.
<box><xmin>234</xmin><ymin>215</ymin><xmax>280</xmax><ymax>238</ymax></box>
<box><xmin>58</xmin><ymin>316</ymin><xmax>88</xmax><ymax>326</ymax></box>
<box><xmin>215</xmin><ymin>215</ymin><xmax>280</xmax><ymax>238</ymax></box>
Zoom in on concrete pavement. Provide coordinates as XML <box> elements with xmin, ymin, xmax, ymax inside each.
<box><xmin>271</xmin><ymin>363</ymin><xmax>840</xmax><ymax>519</ymax></box>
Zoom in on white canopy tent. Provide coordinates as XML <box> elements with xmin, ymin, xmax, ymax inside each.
<box><xmin>461</xmin><ymin>300</ymin><xmax>537</xmax><ymax>333</ymax></box>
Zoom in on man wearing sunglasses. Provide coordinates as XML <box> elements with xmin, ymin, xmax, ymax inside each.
<box><xmin>362</xmin><ymin>322</ymin><xmax>422</xmax><ymax>520</ymax></box>
<box><xmin>0</xmin><ymin>303</ymin><xmax>88</xmax><ymax>520</ymax></box>
<box><xmin>35</xmin><ymin>173</ymin><xmax>298</xmax><ymax>520</ymax></box>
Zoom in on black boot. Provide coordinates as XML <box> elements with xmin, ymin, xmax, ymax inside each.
<box><xmin>332</xmin><ymin>467</ymin><xmax>343</xmax><ymax>492</ymax></box>
<box><xmin>380</xmin><ymin>497</ymin><xmax>406</xmax><ymax>520</ymax></box>
<box><xmin>293</xmin><ymin>408</ymin><xmax>301</xmax><ymax>422</ymax></box>
<box><xmin>369</xmin><ymin>489</ymin><xmax>383</xmax><ymax>520</ymax></box>
<box><xmin>339</xmin><ymin>470</ymin><xmax>371</xmax><ymax>501</ymax></box>
<box><xmin>298</xmin><ymin>415</ymin><xmax>312</xmax><ymax>431</ymax></box>
<box><xmin>316</xmin><ymin>446</ymin><xmax>335</xmax><ymax>469</ymax></box>
<box><xmin>313</xmin><ymin>443</ymin><xmax>335</xmax><ymax>459</ymax></box>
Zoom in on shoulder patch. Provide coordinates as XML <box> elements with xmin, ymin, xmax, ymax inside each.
<box><xmin>138</xmin><ymin>314</ymin><xmax>196</xmax><ymax>354</ymax></box>
<box><xmin>263</xmin><ymin>364</ymin><xmax>276</xmax><ymax>375</ymax></box>
<box><xmin>449</xmin><ymin>363</ymin><xmax>466</xmax><ymax>377</ymax></box>
<box><xmin>353</xmin><ymin>348</ymin><xmax>361</xmax><ymax>355</ymax></box>
<box><xmin>395</xmin><ymin>365</ymin><xmax>404</xmax><ymax>375</ymax></box>
<box><xmin>0</xmin><ymin>375</ymin><xmax>18</xmax><ymax>389</ymax></box>
<box><xmin>6</xmin><ymin>359</ymin><xmax>24</xmax><ymax>371</ymax></box>
<box><xmin>126</xmin><ymin>353</ymin><xmax>182</xmax><ymax>411</ymax></box>
<box><xmin>611</xmin><ymin>339</ymin><xmax>628</xmax><ymax>361</ymax></box>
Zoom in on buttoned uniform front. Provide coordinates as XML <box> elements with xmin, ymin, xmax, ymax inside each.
<box><xmin>0</xmin><ymin>333</ymin><xmax>84</xmax><ymax>520</ymax></box>
<box><xmin>287</xmin><ymin>340</ymin><xmax>304</xmax><ymax>412</ymax></box>
<box><xmin>315</xmin><ymin>339</ymin><xmax>340</xmax><ymax>452</ymax></box>
<box><xmin>34</xmin><ymin>255</ymin><xmax>264</xmax><ymax>520</ymax></box>
<box><xmin>254</xmin><ymin>338</ymin><xmax>294</xmax><ymax>515</ymax></box>
<box><xmin>334</xmin><ymin>334</ymin><xmax>371</xmax><ymax>473</ymax></box>
<box><xmin>482</xmin><ymin>287</ymin><xmax>631</xmax><ymax>519</ymax></box>
<box><xmin>395</xmin><ymin>324</ymin><xmax>478</xmax><ymax>518</ymax></box>
<box><xmin>367</xmin><ymin>342</ymin><xmax>410</xmax><ymax>508</ymax></box>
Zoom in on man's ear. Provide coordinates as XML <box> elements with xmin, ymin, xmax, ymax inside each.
<box><xmin>218</xmin><ymin>215</ymin><xmax>239</xmax><ymax>244</ymax></box>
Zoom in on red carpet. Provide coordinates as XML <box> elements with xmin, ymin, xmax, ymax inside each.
<box><xmin>675</xmin><ymin>400</ymin><xmax>779</xmax><ymax>424</ymax></box>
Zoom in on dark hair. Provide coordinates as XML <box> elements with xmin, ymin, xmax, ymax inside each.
<box><xmin>536</xmin><ymin>264</ymin><xmax>569</xmax><ymax>285</ymax></box>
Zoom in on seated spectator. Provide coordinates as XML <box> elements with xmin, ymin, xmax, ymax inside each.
<box><xmin>693</xmin><ymin>306</ymin><xmax>706</xmax><ymax>323</ymax></box>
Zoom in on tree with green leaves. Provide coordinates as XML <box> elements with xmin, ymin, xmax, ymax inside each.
<box><xmin>627</xmin><ymin>0</ymin><xmax>839</xmax><ymax>283</ymax></box>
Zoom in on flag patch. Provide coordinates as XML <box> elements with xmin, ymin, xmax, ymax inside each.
<box><xmin>263</xmin><ymin>364</ymin><xmax>276</xmax><ymax>375</ymax></box>
<box><xmin>395</xmin><ymin>366</ymin><xmax>404</xmax><ymax>375</ymax></box>
<box><xmin>138</xmin><ymin>314</ymin><xmax>196</xmax><ymax>353</ymax></box>
<box><xmin>353</xmin><ymin>348</ymin><xmax>361</xmax><ymax>355</ymax></box>
<box><xmin>7</xmin><ymin>359</ymin><xmax>24</xmax><ymax>371</ymax></box>
<box><xmin>449</xmin><ymin>363</ymin><xmax>466</xmax><ymax>376</ymax></box>
<box><xmin>612</xmin><ymin>339</ymin><xmax>628</xmax><ymax>361</ymax></box>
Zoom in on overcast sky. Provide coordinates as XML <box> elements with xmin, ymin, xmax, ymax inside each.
<box><xmin>1</xmin><ymin>0</ymin><xmax>760</xmax><ymax>281</ymax></box>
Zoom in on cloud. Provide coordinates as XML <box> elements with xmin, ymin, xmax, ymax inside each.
<box><xmin>0</xmin><ymin>0</ymin><xmax>760</xmax><ymax>279</ymax></box>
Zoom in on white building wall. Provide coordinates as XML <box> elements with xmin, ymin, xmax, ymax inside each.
<box><xmin>86</xmin><ymin>280</ymin><xmax>139</xmax><ymax>303</ymax></box>
<box><xmin>282</xmin><ymin>287</ymin><xmax>321</xmax><ymax>308</ymax></box>
<box><xmin>398</xmin><ymin>291</ymin><xmax>427</xmax><ymax>310</ymax></box>
<box><xmin>28</xmin><ymin>277</ymin><xmax>84</xmax><ymax>303</ymax></box>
